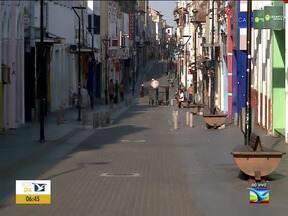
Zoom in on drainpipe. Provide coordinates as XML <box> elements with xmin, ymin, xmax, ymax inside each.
<box><xmin>285</xmin><ymin>2</ymin><xmax>288</xmax><ymax>144</ymax></box>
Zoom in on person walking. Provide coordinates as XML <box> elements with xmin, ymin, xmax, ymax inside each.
<box><xmin>119</xmin><ymin>81</ymin><xmax>124</xmax><ymax>102</ymax></box>
<box><xmin>187</xmin><ymin>84</ymin><xmax>194</xmax><ymax>105</ymax></box>
<box><xmin>108</xmin><ymin>79</ymin><xmax>114</xmax><ymax>108</ymax></box>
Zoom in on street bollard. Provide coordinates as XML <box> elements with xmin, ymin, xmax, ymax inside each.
<box><xmin>189</xmin><ymin>112</ymin><xmax>193</xmax><ymax>128</ymax></box>
<box><xmin>198</xmin><ymin>107</ymin><xmax>203</xmax><ymax>116</ymax></box>
<box><xmin>186</xmin><ymin>111</ymin><xmax>189</xmax><ymax>126</ymax></box>
<box><xmin>241</xmin><ymin>108</ymin><xmax>245</xmax><ymax>132</ymax></box>
<box><xmin>172</xmin><ymin>110</ymin><xmax>178</xmax><ymax>130</ymax></box>
<box><xmin>57</xmin><ymin>105</ymin><xmax>64</xmax><ymax>125</ymax></box>
<box><xmin>93</xmin><ymin>112</ymin><xmax>100</xmax><ymax>128</ymax></box>
<box><xmin>105</xmin><ymin>111</ymin><xmax>111</xmax><ymax>124</ymax></box>
<box><xmin>82</xmin><ymin>109</ymin><xmax>87</xmax><ymax>125</ymax></box>
<box><xmin>101</xmin><ymin>111</ymin><xmax>106</xmax><ymax>126</ymax></box>
<box><xmin>170</xmin><ymin>99</ymin><xmax>176</xmax><ymax>106</ymax></box>
<box><xmin>234</xmin><ymin>112</ymin><xmax>239</xmax><ymax>126</ymax></box>
<box><xmin>98</xmin><ymin>112</ymin><xmax>103</xmax><ymax>127</ymax></box>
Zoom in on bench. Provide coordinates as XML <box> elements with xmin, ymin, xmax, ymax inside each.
<box><xmin>203</xmin><ymin>113</ymin><xmax>227</xmax><ymax>129</ymax></box>
<box><xmin>232</xmin><ymin>133</ymin><xmax>285</xmax><ymax>181</ymax></box>
<box><xmin>182</xmin><ymin>103</ymin><xmax>204</xmax><ymax>115</ymax></box>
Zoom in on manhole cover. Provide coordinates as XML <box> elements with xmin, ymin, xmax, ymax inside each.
<box><xmin>120</xmin><ymin>139</ymin><xmax>146</xmax><ymax>143</ymax></box>
<box><xmin>100</xmin><ymin>172</ymin><xmax>140</xmax><ymax>177</ymax></box>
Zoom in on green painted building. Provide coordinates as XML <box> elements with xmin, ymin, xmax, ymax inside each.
<box><xmin>272</xmin><ymin>1</ymin><xmax>285</xmax><ymax>135</ymax></box>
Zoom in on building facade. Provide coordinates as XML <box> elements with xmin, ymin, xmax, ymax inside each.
<box><xmin>1</xmin><ymin>1</ymin><xmax>25</xmax><ymax>129</ymax></box>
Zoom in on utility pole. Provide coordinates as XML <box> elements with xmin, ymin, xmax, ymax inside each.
<box><xmin>245</xmin><ymin>0</ymin><xmax>252</xmax><ymax>145</ymax></box>
<box><xmin>39</xmin><ymin>0</ymin><xmax>45</xmax><ymax>142</ymax></box>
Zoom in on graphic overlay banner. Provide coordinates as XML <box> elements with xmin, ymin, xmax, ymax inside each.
<box><xmin>248</xmin><ymin>182</ymin><xmax>270</xmax><ymax>204</ymax></box>
<box><xmin>16</xmin><ymin>180</ymin><xmax>51</xmax><ymax>204</ymax></box>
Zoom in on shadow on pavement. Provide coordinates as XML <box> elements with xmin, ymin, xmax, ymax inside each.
<box><xmin>0</xmin><ymin>104</ymin><xmax>150</xmax><ymax>207</ymax></box>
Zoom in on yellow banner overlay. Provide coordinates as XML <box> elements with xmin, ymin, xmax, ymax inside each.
<box><xmin>16</xmin><ymin>180</ymin><xmax>51</xmax><ymax>204</ymax></box>
<box><xmin>16</xmin><ymin>194</ymin><xmax>51</xmax><ymax>204</ymax></box>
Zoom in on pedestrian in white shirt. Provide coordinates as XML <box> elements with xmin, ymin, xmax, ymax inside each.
<box><xmin>178</xmin><ymin>89</ymin><xmax>184</xmax><ymax>108</ymax></box>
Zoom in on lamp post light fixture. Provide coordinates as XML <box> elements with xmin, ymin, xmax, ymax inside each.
<box><xmin>178</xmin><ymin>41</ymin><xmax>184</xmax><ymax>88</ymax></box>
<box><xmin>87</xmin><ymin>27</ymin><xmax>97</xmax><ymax>109</ymax></box>
<box><xmin>210</xmin><ymin>0</ymin><xmax>216</xmax><ymax>114</ymax></box>
<box><xmin>245</xmin><ymin>0</ymin><xmax>253</xmax><ymax>145</ymax></box>
<box><xmin>72</xmin><ymin>6</ymin><xmax>86</xmax><ymax>121</ymax></box>
<box><xmin>190</xmin><ymin>9</ymin><xmax>201</xmax><ymax>101</ymax></box>
<box><xmin>87</xmin><ymin>27</ymin><xmax>96</xmax><ymax>58</ymax></box>
<box><xmin>182</xmin><ymin>35</ymin><xmax>191</xmax><ymax>89</ymax></box>
<box><xmin>101</xmin><ymin>37</ymin><xmax>110</xmax><ymax>105</ymax></box>
<box><xmin>39</xmin><ymin>0</ymin><xmax>45</xmax><ymax>142</ymax></box>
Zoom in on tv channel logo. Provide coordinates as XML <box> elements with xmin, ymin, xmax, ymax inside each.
<box><xmin>248</xmin><ymin>184</ymin><xmax>270</xmax><ymax>204</ymax></box>
<box><xmin>16</xmin><ymin>180</ymin><xmax>51</xmax><ymax>204</ymax></box>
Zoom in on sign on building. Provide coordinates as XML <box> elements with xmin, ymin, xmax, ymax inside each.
<box><xmin>264</xmin><ymin>6</ymin><xmax>284</xmax><ymax>30</ymax></box>
<box><xmin>253</xmin><ymin>10</ymin><xmax>264</xmax><ymax>29</ymax></box>
<box><xmin>238</xmin><ymin>11</ymin><xmax>255</xmax><ymax>29</ymax></box>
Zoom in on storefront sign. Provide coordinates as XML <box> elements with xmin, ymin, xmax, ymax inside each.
<box><xmin>238</xmin><ymin>12</ymin><xmax>254</xmax><ymax>28</ymax></box>
<box><xmin>264</xmin><ymin>6</ymin><xmax>284</xmax><ymax>30</ymax></box>
<box><xmin>253</xmin><ymin>10</ymin><xmax>264</xmax><ymax>29</ymax></box>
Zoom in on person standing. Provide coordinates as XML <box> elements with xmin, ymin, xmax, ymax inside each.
<box><xmin>140</xmin><ymin>83</ymin><xmax>144</xmax><ymax>97</ymax></box>
<box><xmin>178</xmin><ymin>89</ymin><xmax>184</xmax><ymax>108</ymax></box>
<box><xmin>119</xmin><ymin>81</ymin><xmax>124</xmax><ymax>102</ymax></box>
<box><xmin>86</xmin><ymin>56</ymin><xmax>95</xmax><ymax>109</ymax></box>
<box><xmin>114</xmin><ymin>80</ymin><xmax>119</xmax><ymax>104</ymax></box>
<box><xmin>108</xmin><ymin>79</ymin><xmax>114</xmax><ymax>108</ymax></box>
<box><xmin>187</xmin><ymin>84</ymin><xmax>194</xmax><ymax>105</ymax></box>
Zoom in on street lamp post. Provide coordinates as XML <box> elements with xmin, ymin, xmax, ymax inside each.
<box><xmin>179</xmin><ymin>42</ymin><xmax>183</xmax><ymax>88</ymax></box>
<box><xmin>210</xmin><ymin>0</ymin><xmax>216</xmax><ymax>114</ymax></box>
<box><xmin>72</xmin><ymin>6</ymin><xmax>86</xmax><ymax>121</ymax></box>
<box><xmin>194</xmin><ymin>24</ymin><xmax>200</xmax><ymax>99</ymax></box>
<box><xmin>190</xmin><ymin>9</ymin><xmax>201</xmax><ymax>103</ymax></box>
<box><xmin>182</xmin><ymin>35</ymin><xmax>191</xmax><ymax>89</ymax></box>
<box><xmin>39</xmin><ymin>0</ymin><xmax>45</xmax><ymax>142</ymax></box>
<box><xmin>87</xmin><ymin>27</ymin><xmax>96</xmax><ymax>109</ymax></box>
<box><xmin>101</xmin><ymin>38</ymin><xmax>109</xmax><ymax>105</ymax></box>
<box><xmin>245</xmin><ymin>0</ymin><xmax>253</xmax><ymax>145</ymax></box>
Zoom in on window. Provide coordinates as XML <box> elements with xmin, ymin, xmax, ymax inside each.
<box><xmin>88</xmin><ymin>15</ymin><xmax>92</xmax><ymax>33</ymax></box>
<box><xmin>93</xmin><ymin>15</ymin><xmax>100</xmax><ymax>34</ymax></box>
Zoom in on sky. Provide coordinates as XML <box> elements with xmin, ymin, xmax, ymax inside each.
<box><xmin>149</xmin><ymin>0</ymin><xmax>176</xmax><ymax>27</ymax></box>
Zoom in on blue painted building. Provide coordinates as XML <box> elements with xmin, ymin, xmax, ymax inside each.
<box><xmin>231</xmin><ymin>0</ymin><xmax>248</xmax><ymax>122</ymax></box>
